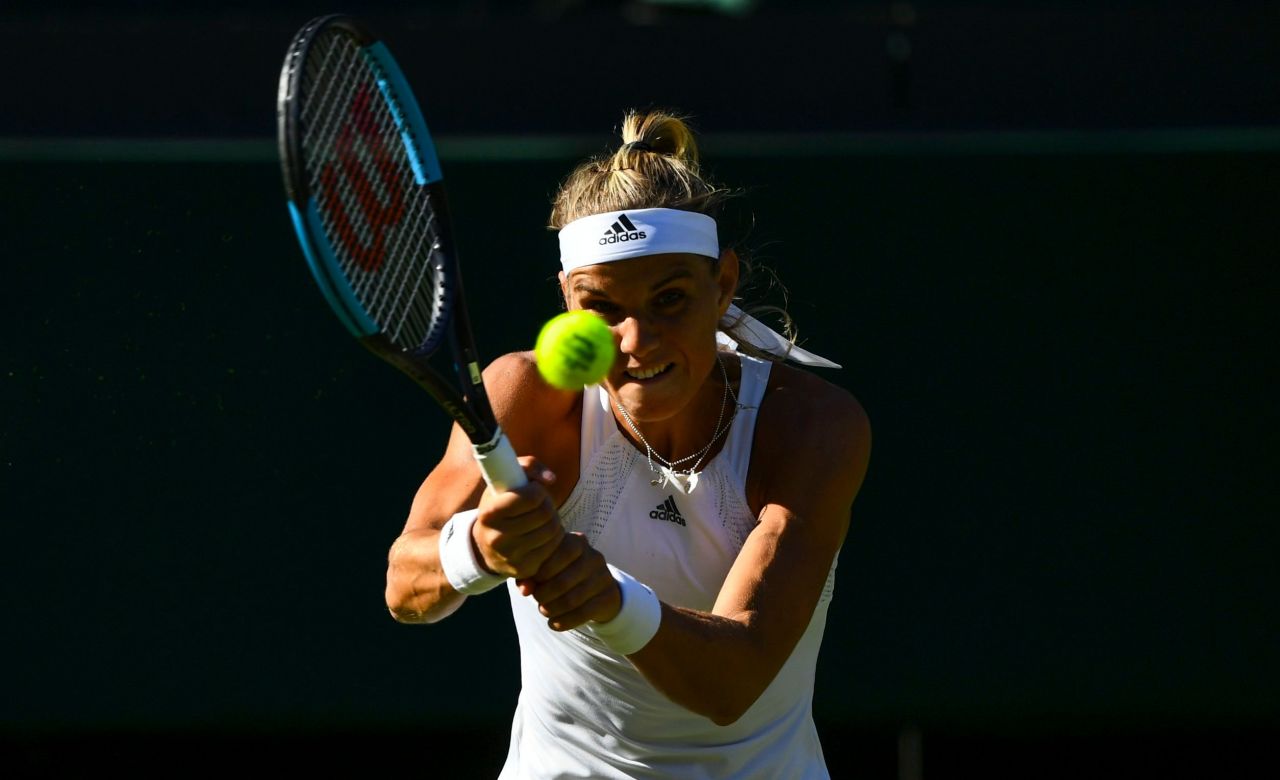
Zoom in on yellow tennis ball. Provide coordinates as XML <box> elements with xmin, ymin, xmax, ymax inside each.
<box><xmin>535</xmin><ymin>310</ymin><xmax>615</xmax><ymax>390</ymax></box>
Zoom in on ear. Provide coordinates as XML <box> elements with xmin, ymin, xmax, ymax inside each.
<box><xmin>558</xmin><ymin>270</ymin><xmax>570</xmax><ymax>308</ymax></box>
<box><xmin>715</xmin><ymin>247</ymin><xmax>740</xmax><ymax>318</ymax></box>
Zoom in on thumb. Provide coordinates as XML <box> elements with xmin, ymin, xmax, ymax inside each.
<box><xmin>518</xmin><ymin>455</ymin><xmax>556</xmax><ymax>486</ymax></box>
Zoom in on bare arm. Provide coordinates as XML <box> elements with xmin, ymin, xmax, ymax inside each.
<box><xmin>384</xmin><ymin>353</ymin><xmax>575</xmax><ymax>624</ymax></box>
<box><xmin>629</xmin><ymin>385</ymin><xmax>870</xmax><ymax>724</ymax></box>
<box><xmin>384</xmin><ymin>420</ymin><xmax>489</xmax><ymax>624</ymax></box>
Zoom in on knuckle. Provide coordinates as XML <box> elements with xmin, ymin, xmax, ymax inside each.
<box><xmin>561</xmin><ymin>584</ymin><xmax>588</xmax><ymax>609</ymax></box>
<box><xmin>516</xmin><ymin>560</ymin><xmax>540</xmax><ymax>579</ymax></box>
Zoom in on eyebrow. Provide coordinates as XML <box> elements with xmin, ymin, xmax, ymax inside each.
<box><xmin>572</xmin><ymin>268</ymin><xmax>695</xmax><ymax>297</ymax></box>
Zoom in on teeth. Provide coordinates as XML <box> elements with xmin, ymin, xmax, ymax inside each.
<box><xmin>626</xmin><ymin>363</ymin><xmax>671</xmax><ymax>380</ymax></box>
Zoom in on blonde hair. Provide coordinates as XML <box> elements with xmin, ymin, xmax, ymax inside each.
<box><xmin>550</xmin><ymin>109</ymin><xmax>798</xmax><ymax>362</ymax></box>
<box><xmin>549</xmin><ymin>110</ymin><xmax>732</xmax><ymax>228</ymax></box>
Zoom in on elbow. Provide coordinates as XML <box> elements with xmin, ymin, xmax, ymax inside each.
<box><xmin>385</xmin><ymin>589</ymin><xmax>428</xmax><ymax>624</ymax></box>
<box><xmin>386</xmin><ymin>602</ymin><xmax>430</xmax><ymax>624</ymax></box>
<box><xmin>385</xmin><ymin>595</ymin><xmax>459</xmax><ymax>625</ymax></box>
<box><xmin>385</xmin><ymin>578</ymin><xmax>463</xmax><ymax>625</ymax></box>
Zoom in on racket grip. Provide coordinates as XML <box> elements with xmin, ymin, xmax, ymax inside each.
<box><xmin>472</xmin><ymin>428</ymin><xmax>528</xmax><ymax>492</ymax></box>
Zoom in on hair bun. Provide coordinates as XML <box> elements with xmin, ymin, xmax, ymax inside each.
<box><xmin>549</xmin><ymin>108</ymin><xmax>732</xmax><ymax>230</ymax></box>
<box><xmin>619</xmin><ymin>110</ymin><xmax>698</xmax><ymax>165</ymax></box>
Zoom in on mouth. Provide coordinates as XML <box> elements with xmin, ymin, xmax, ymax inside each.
<box><xmin>624</xmin><ymin>362</ymin><xmax>673</xmax><ymax>382</ymax></box>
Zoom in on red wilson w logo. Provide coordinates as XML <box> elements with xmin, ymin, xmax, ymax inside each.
<box><xmin>318</xmin><ymin>85</ymin><xmax>407</xmax><ymax>273</ymax></box>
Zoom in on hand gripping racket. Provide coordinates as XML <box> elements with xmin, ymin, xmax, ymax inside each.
<box><xmin>277</xmin><ymin>14</ymin><xmax>526</xmax><ymax>492</ymax></box>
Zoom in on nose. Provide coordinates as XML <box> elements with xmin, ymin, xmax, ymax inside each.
<box><xmin>616</xmin><ymin>315</ymin><xmax>659</xmax><ymax>360</ymax></box>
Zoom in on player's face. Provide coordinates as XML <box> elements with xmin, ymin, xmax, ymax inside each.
<box><xmin>560</xmin><ymin>251</ymin><xmax>738</xmax><ymax>422</ymax></box>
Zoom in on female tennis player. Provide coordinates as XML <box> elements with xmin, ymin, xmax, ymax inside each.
<box><xmin>384</xmin><ymin>110</ymin><xmax>871</xmax><ymax>779</ymax></box>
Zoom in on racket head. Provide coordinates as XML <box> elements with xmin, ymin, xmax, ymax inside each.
<box><xmin>277</xmin><ymin>15</ymin><xmax>498</xmax><ymax>445</ymax></box>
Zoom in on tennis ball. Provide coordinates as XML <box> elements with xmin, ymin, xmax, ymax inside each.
<box><xmin>535</xmin><ymin>310</ymin><xmax>615</xmax><ymax>390</ymax></box>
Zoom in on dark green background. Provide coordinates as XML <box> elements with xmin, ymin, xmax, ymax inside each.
<box><xmin>4</xmin><ymin>146</ymin><xmax>1277</xmax><ymax>765</ymax></box>
<box><xmin>4</xmin><ymin>0</ymin><xmax>1278</xmax><ymax>773</ymax></box>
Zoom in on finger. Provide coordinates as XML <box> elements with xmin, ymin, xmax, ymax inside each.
<box><xmin>517</xmin><ymin>455</ymin><xmax>556</xmax><ymax>486</ymax></box>
<box><xmin>531</xmin><ymin>533</ymin><xmax>587</xmax><ymax>585</ymax></box>
<box><xmin>530</xmin><ymin>554</ymin><xmax>592</xmax><ymax>607</ymax></box>
<box><xmin>475</xmin><ymin>512</ymin><xmax>550</xmax><ymax>549</ymax></box>
<box><xmin>546</xmin><ymin>588</ymin><xmax>623</xmax><ymax>633</ymax></box>
<box><xmin>475</xmin><ymin>503</ymin><xmax>561</xmax><ymax>550</ymax></box>
<box><xmin>510</xmin><ymin>524</ymin><xmax>567</xmax><ymax>579</ymax></box>
<box><xmin>537</xmin><ymin>562</ymin><xmax>614</xmax><ymax>620</ymax></box>
<box><xmin>479</xmin><ymin>483</ymin><xmax>556</xmax><ymax>526</ymax></box>
<box><xmin>479</xmin><ymin>517</ymin><xmax>565</xmax><ymax>578</ymax></box>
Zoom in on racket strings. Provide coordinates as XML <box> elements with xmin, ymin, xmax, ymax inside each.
<box><xmin>301</xmin><ymin>29</ymin><xmax>445</xmax><ymax>351</ymax></box>
<box><xmin>390</xmin><ymin>198</ymin><xmax>446</xmax><ymax>348</ymax></box>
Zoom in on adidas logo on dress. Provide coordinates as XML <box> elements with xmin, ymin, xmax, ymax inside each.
<box><xmin>599</xmin><ymin>213</ymin><xmax>647</xmax><ymax>245</ymax></box>
<box><xmin>649</xmin><ymin>495</ymin><xmax>686</xmax><ymax>526</ymax></box>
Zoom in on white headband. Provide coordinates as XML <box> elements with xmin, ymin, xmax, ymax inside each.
<box><xmin>559</xmin><ymin>208</ymin><xmax>719</xmax><ymax>272</ymax></box>
<box><xmin>558</xmin><ymin>208</ymin><xmax>840</xmax><ymax>368</ymax></box>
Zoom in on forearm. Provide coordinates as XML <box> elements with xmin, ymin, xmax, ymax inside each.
<box><xmin>627</xmin><ymin>604</ymin><xmax>777</xmax><ymax>726</ymax></box>
<box><xmin>385</xmin><ymin>528</ymin><xmax>468</xmax><ymax>624</ymax></box>
<box><xmin>605</xmin><ymin>511</ymin><xmax>841</xmax><ymax>726</ymax></box>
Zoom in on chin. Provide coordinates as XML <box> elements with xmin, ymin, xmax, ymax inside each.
<box><xmin>608</xmin><ymin>371</ymin><xmax>689</xmax><ymax>421</ymax></box>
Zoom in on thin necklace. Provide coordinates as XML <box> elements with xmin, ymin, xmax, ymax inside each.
<box><xmin>614</xmin><ymin>355</ymin><xmax>735</xmax><ymax>494</ymax></box>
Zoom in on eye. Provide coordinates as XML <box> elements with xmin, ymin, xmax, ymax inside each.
<box><xmin>655</xmin><ymin>289</ymin><xmax>686</xmax><ymax>307</ymax></box>
<box><xmin>581</xmin><ymin>299</ymin><xmax>620</xmax><ymax>320</ymax></box>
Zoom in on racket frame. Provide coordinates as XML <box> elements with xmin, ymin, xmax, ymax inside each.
<box><xmin>277</xmin><ymin>14</ymin><xmax>523</xmax><ymax>488</ymax></box>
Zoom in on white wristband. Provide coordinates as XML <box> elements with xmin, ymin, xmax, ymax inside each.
<box><xmin>584</xmin><ymin>564</ymin><xmax>663</xmax><ymax>655</ymax></box>
<box><xmin>438</xmin><ymin>509</ymin><xmax>506</xmax><ymax>595</ymax></box>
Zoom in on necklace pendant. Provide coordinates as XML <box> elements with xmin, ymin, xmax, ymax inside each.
<box><xmin>657</xmin><ymin>465</ymin><xmax>699</xmax><ymax>495</ymax></box>
<box><xmin>654</xmin><ymin>466</ymin><xmax>674</xmax><ymax>489</ymax></box>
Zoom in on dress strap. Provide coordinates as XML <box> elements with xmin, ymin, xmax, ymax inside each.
<box><xmin>580</xmin><ymin>384</ymin><xmax>615</xmax><ymax>474</ymax></box>
<box><xmin>720</xmin><ymin>354</ymin><xmax>771</xmax><ymax>484</ymax></box>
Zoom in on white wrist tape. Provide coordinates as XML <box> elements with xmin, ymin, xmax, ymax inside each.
<box><xmin>585</xmin><ymin>564</ymin><xmax>663</xmax><ymax>655</ymax></box>
<box><xmin>438</xmin><ymin>509</ymin><xmax>506</xmax><ymax>595</ymax></box>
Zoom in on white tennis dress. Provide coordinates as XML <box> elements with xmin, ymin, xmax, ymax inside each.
<box><xmin>498</xmin><ymin>354</ymin><xmax>838</xmax><ymax>780</ymax></box>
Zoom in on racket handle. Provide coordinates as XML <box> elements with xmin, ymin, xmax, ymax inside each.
<box><xmin>472</xmin><ymin>428</ymin><xmax>528</xmax><ymax>492</ymax></box>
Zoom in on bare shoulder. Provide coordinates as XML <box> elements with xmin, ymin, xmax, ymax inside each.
<box><xmin>759</xmin><ymin>362</ymin><xmax>871</xmax><ymax>449</ymax></box>
<box><xmin>482</xmin><ymin>351</ymin><xmax>544</xmax><ymax>408</ymax></box>
<box><xmin>748</xmin><ymin>361</ymin><xmax>872</xmax><ymax>510</ymax></box>
<box><xmin>399</xmin><ymin>351</ymin><xmax>581</xmax><ymax>533</ymax></box>
<box><xmin>482</xmin><ymin>351</ymin><xmax>582</xmax><ymax>474</ymax></box>
<box><xmin>483</xmin><ymin>350</ymin><xmax>579</xmax><ymax>423</ymax></box>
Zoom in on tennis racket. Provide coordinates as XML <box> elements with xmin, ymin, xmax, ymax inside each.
<box><xmin>276</xmin><ymin>14</ymin><xmax>526</xmax><ymax>492</ymax></box>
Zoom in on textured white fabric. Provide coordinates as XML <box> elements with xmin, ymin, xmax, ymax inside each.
<box><xmin>499</xmin><ymin>354</ymin><xmax>838</xmax><ymax>780</ymax></box>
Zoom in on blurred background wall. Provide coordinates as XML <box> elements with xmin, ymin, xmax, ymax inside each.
<box><xmin>3</xmin><ymin>2</ymin><xmax>1277</xmax><ymax>777</ymax></box>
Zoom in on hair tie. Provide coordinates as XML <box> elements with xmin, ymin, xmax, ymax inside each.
<box><xmin>622</xmin><ymin>140</ymin><xmax>655</xmax><ymax>153</ymax></box>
